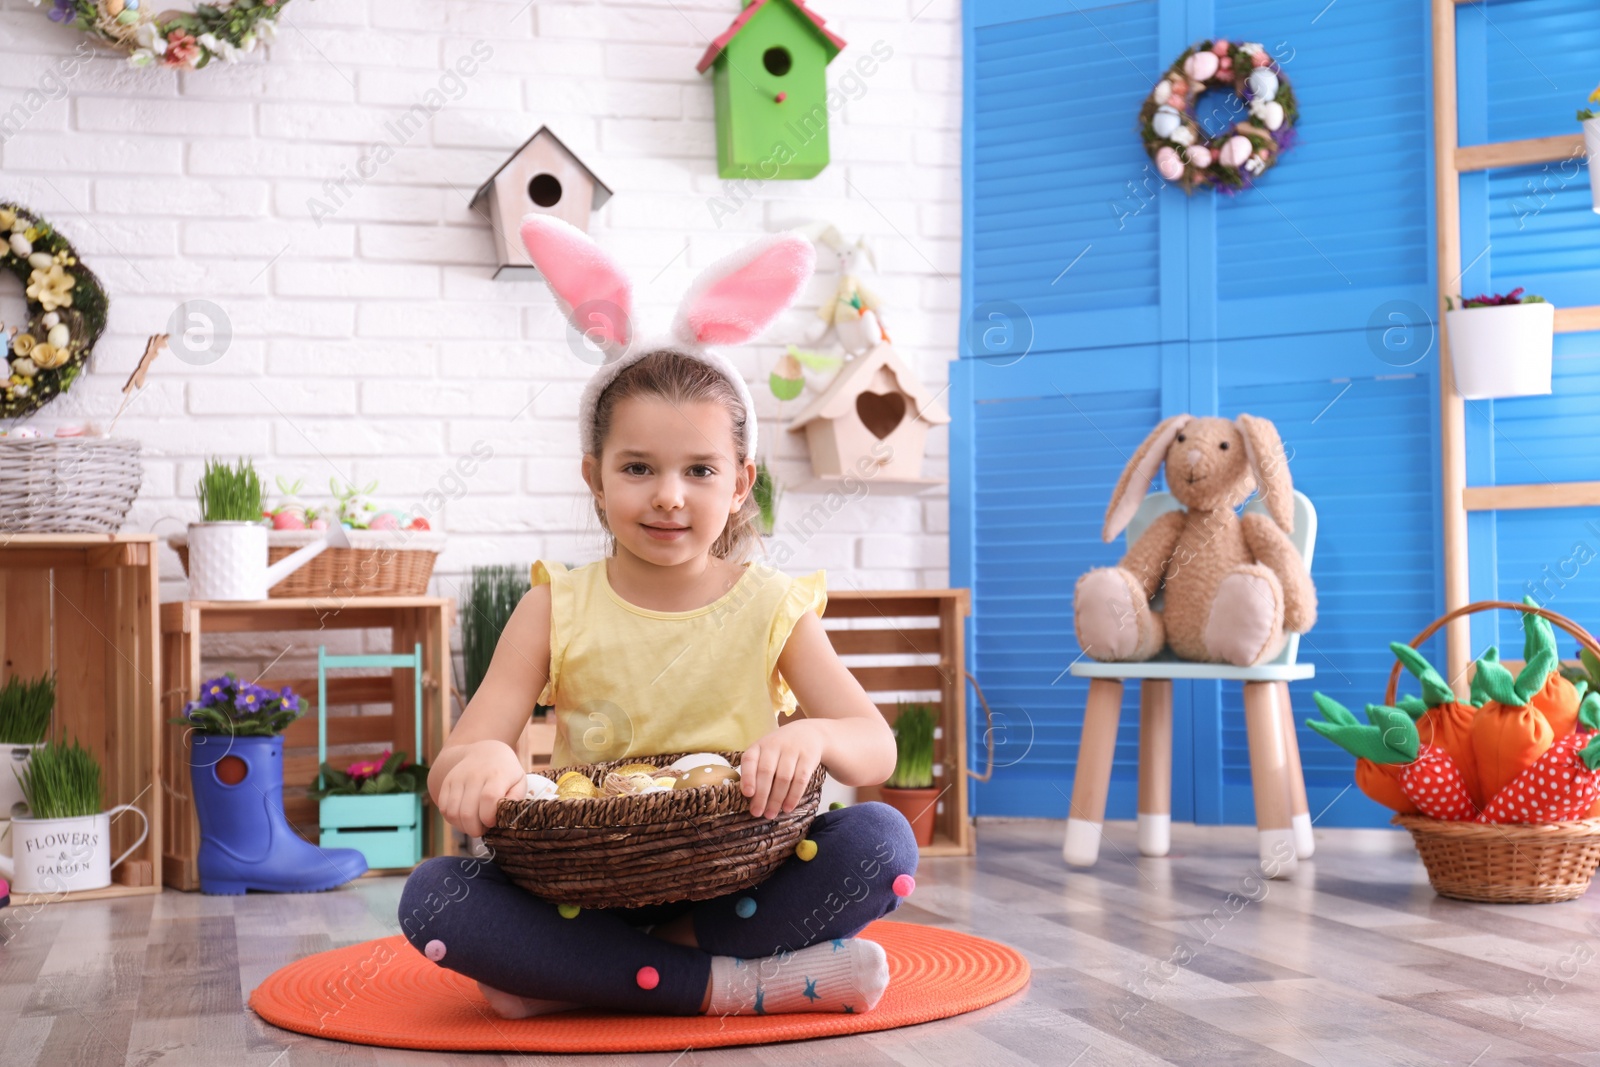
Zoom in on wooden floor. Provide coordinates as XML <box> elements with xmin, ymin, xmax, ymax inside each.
<box><xmin>4</xmin><ymin>818</ymin><xmax>1600</xmax><ymax>1066</ymax></box>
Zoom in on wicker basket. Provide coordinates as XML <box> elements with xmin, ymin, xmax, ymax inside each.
<box><xmin>0</xmin><ymin>437</ymin><xmax>142</xmax><ymax>533</ymax></box>
<box><xmin>484</xmin><ymin>749</ymin><xmax>826</xmax><ymax>909</ymax></box>
<box><xmin>1394</xmin><ymin>815</ymin><xmax>1600</xmax><ymax>903</ymax></box>
<box><xmin>1386</xmin><ymin>600</ymin><xmax>1600</xmax><ymax>904</ymax></box>
<box><xmin>168</xmin><ymin>528</ymin><xmax>444</xmax><ymax>598</ymax></box>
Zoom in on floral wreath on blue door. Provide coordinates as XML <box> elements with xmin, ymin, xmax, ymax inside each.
<box><xmin>1138</xmin><ymin>39</ymin><xmax>1299</xmax><ymax>193</ymax></box>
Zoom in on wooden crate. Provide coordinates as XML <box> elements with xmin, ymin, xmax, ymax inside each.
<box><xmin>817</xmin><ymin>589</ymin><xmax>974</xmax><ymax>856</ymax></box>
<box><xmin>0</xmin><ymin>534</ymin><xmax>162</xmax><ymax>904</ymax></box>
<box><xmin>160</xmin><ymin>596</ymin><xmax>457</xmax><ymax>891</ymax></box>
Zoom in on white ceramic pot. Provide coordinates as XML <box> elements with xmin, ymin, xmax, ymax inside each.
<box><xmin>0</xmin><ymin>805</ymin><xmax>148</xmax><ymax>894</ymax></box>
<box><xmin>186</xmin><ymin>521</ymin><xmax>330</xmax><ymax>601</ymax></box>
<box><xmin>0</xmin><ymin>742</ymin><xmax>46</xmax><ymax>821</ymax></box>
<box><xmin>1444</xmin><ymin>301</ymin><xmax>1556</xmax><ymax>400</ymax></box>
<box><xmin>1584</xmin><ymin>117</ymin><xmax>1600</xmax><ymax>215</ymax></box>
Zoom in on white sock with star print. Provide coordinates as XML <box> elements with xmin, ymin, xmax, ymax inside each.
<box><xmin>705</xmin><ymin>937</ymin><xmax>889</xmax><ymax>1016</ymax></box>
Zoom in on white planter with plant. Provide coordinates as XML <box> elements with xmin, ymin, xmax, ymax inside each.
<box><xmin>0</xmin><ymin>673</ymin><xmax>53</xmax><ymax>824</ymax></box>
<box><xmin>0</xmin><ymin>737</ymin><xmax>148</xmax><ymax>894</ymax></box>
<box><xmin>186</xmin><ymin>457</ymin><xmax>338</xmax><ymax>601</ymax></box>
<box><xmin>1580</xmin><ymin>88</ymin><xmax>1600</xmax><ymax>214</ymax></box>
<box><xmin>1444</xmin><ymin>288</ymin><xmax>1556</xmax><ymax>400</ymax></box>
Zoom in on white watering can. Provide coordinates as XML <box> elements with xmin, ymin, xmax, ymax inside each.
<box><xmin>186</xmin><ymin>519</ymin><xmax>352</xmax><ymax>601</ymax></box>
<box><xmin>0</xmin><ymin>805</ymin><xmax>150</xmax><ymax>894</ymax></box>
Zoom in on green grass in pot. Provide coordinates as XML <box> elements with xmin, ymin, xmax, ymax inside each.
<box><xmin>886</xmin><ymin>702</ymin><xmax>936</xmax><ymax>790</ymax></box>
<box><xmin>17</xmin><ymin>737</ymin><xmax>103</xmax><ymax>820</ymax></box>
<box><xmin>0</xmin><ymin>672</ymin><xmax>54</xmax><ymax>745</ymax></box>
<box><xmin>196</xmin><ymin>456</ymin><xmax>265</xmax><ymax>523</ymax></box>
<box><xmin>461</xmin><ymin>564</ymin><xmax>532</xmax><ymax>701</ymax></box>
<box><xmin>753</xmin><ymin>460</ymin><xmax>779</xmax><ymax>535</ymax></box>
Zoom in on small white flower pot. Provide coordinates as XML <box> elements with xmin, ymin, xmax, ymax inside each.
<box><xmin>1444</xmin><ymin>301</ymin><xmax>1556</xmax><ymax>400</ymax></box>
<box><xmin>0</xmin><ymin>742</ymin><xmax>46</xmax><ymax>821</ymax></box>
<box><xmin>1584</xmin><ymin>118</ymin><xmax>1600</xmax><ymax>215</ymax></box>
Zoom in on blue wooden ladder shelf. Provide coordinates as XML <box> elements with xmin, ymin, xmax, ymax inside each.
<box><xmin>316</xmin><ymin>644</ymin><xmax>425</xmax><ymax>870</ymax></box>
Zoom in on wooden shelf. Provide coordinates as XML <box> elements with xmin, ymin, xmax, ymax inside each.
<box><xmin>0</xmin><ymin>533</ymin><xmax>163</xmax><ymax>903</ymax></box>
<box><xmin>160</xmin><ymin>596</ymin><xmax>458</xmax><ymax>891</ymax></box>
<box><xmin>786</xmin><ymin>475</ymin><xmax>946</xmax><ymax>496</ymax></box>
<box><xmin>8</xmin><ymin>881</ymin><xmax>160</xmax><ymax>908</ymax></box>
<box><xmin>815</xmin><ymin>588</ymin><xmax>976</xmax><ymax>857</ymax></box>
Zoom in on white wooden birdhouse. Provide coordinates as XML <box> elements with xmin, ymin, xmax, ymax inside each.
<box><xmin>786</xmin><ymin>342</ymin><xmax>949</xmax><ymax>491</ymax></box>
<box><xmin>471</xmin><ymin>127</ymin><xmax>613</xmax><ymax>278</ymax></box>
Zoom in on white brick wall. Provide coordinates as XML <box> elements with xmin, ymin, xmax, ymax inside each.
<box><xmin>0</xmin><ymin>0</ymin><xmax>960</xmax><ymax>681</ymax></box>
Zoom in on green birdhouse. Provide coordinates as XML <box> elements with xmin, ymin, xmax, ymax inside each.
<box><xmin>696</xmin><ymin>0</ymin><xmax>847</xmax><ymax>180</ymax></box>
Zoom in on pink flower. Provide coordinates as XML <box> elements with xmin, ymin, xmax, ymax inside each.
<box><xmin>346</xmin><ymin>749</ymin><xmax>393</xmax><ymax>779</ymax></box>
<box><xmin>1251</xmin><ymin>51</ymin><xmax>1272</xmax><ymax>68</ymax></box>
<box><xmin>1217</xmin><ymin>57</ymin><xmax>1234</xmax><ymax>79</ymax></box>
<box><xmin>1211</xmin><ymin>39</ymin><xmax>1231</xmax><ymax>55</ymax></box>
<box><xmin>162</xmin><ymin>30</ymin><xmax>200</xmax><ymax>68</ymax></box>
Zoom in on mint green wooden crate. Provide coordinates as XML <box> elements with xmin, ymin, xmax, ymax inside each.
<box><xmin>320</xmin><ymin>793</ymin><xmax>423</xmax><ymax>869</ymax></box>
<box><xmin>316</xmin><ymin>645</ymin><xmax>428</xmax><ymax>871</ymax></box>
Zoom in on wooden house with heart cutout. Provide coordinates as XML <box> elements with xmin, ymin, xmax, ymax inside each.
<box><xmin>786</xmin><ymin>341</ymin><xmax>949</xmax><ymax>491</ymax></box>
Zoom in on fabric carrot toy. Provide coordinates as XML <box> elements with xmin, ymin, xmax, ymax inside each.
<box><xmin>1469</xmin><ymin>629</ymin><xmax>1557</xmax><ymax>804</ymax></box>
<box><xmin>1392</xmin><ymin>642</ymin><xmax>1482</xmax><ymax>806</ymax></box>
<box><xmin>1338</xmin><ymin>643</ymin><xmax>1481</xmax><ymax>815</ymax></box>
<box><xmin>1514</xmin><ymin>600</ymin><xmax>1584</xmax><ymax>738</ymax></box>
<box><xmin>1308</xmin><ymin>696</ymin><xmax>1480</xmax><ymax>821</ymax></box>
<box><xmin>1477</xmin><ymin>691</ymin><xmax>1600</xmax><ymax>823</ymax></box>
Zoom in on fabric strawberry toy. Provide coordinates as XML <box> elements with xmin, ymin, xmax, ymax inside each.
<box><xmin>1310</xmin><ymin>696</ymin><xmax>1480</xmax><ymax>820</ymax></box>
<box><xmin>1477</xmin><ymin>691</ymin><xmax>1600</xmax><ymax>823</ymax></box>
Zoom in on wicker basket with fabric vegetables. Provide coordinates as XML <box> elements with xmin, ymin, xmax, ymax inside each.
<box><xmin>1309</xmin><ymin>599</ymin><xmax>1600</xmax><ymax>903</ymax></box>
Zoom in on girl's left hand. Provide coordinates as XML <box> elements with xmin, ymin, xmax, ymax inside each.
<box><xmin>739</xmin><ymin>721</ymin><xmax>826</xmax><ymax>819</ymax></box>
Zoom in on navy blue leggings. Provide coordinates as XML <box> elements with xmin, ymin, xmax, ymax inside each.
<box><xmin>397</xmin><ymin>801</ymin><xmax>918</xmax><ymax>1015</ymax></box>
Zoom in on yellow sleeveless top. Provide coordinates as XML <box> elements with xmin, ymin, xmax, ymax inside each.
<box><xmin>531</xmin><ymin>557</ymin><xmax>827</xmax><ymax>767</ymax></box>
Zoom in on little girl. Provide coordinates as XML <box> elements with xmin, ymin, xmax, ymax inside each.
<box><xmin>398</xmin><ymin>217</ymin><xmax>919</xmax><ymax>1019</ymax></box>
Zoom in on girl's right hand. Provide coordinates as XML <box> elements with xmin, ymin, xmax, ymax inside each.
<box><xmin>437</xmin><ymin>739</ymin><xmax>528</xmax><ymax>838</ymax></box>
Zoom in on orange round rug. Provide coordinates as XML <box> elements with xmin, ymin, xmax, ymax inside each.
<box><xmin>249</xmin><ymin>920</ymin><xmax>1029</xmax><ymax>1052</ymax></box>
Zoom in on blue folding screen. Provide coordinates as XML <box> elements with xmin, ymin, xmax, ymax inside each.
<box><xmin>956</xmin><ymin>0</ymin><xmax>1446</xmax><ymax>827</ymax></box>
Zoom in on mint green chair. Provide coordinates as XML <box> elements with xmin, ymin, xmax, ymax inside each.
<box><xmin>317</xmin><ymin>644</ymin><xmax>425</xmax><ymax>870</ymax></box>
<box><xmin>1066</xmin><ymin>490</ymin><xmax>1318</xmax><ymax>878</ymax></box>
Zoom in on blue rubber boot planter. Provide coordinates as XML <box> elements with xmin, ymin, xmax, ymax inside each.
<box><xmin>190</xmin><ymin>733</ymin><xmax>368</xmax><ymax>895</ymax></box>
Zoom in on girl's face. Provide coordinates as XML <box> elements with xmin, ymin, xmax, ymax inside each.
<box><xmin>583</xmin><ymin>395</ymin><xmax>754</xmax><ymax>565</ymax></box>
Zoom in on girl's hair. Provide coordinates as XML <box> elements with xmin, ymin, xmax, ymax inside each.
<box><xmin>587</xmin><ymin>349</ymin><xmax>763</xmax><ymax>564</ymax></box>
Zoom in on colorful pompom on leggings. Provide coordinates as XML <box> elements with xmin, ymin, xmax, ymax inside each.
<box><xmin>397</xmin><ymin>800</ymin><xmax>920</xmax><ymax>1015</ymax></box>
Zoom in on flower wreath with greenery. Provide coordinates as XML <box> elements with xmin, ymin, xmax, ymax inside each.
<box><xmin>1</xmin><ymin>204</ymin><xmax>108</xmax><ymax>419</ymax></box>
<box><xmin>1138</xmin><ymin>39</ymin><xmax>1299</xmax><ymax>193</ymax></box>
<box><xmin>31</xmin><ymin>0</ymin><xmax>301</xmax><ymax>69</ymax></box>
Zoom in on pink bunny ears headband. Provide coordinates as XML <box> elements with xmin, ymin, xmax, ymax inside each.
<box><xmin>518</xmin><ymin>214</ymin><xmax>817</xmax><ymax>461</ymax></box>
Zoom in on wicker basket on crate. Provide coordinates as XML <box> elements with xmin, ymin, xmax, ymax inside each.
<box><xmin>1388</xmin><ymin>600</ymin><xmax>1600</xmax><ymax>904</ymax></box>
<box><xmin>0</xmin><ymin>437</ymin><xmax>142</xmax><ymax>533</ymax></box>
<box><xmin>483</xmin><ymin>749</ymin><xmax>827</xmax><ymax>909</ymax></box>
<box><xmin>168</xmin><ymin>528</ymin><xmax>444</xmax><ymax>597</ymax></box>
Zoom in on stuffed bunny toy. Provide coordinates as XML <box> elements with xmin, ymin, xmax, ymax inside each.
<box><xmin>802</xmin><ymin>223</ymin><xmax>886</xmax><ymax>357</ymax></box>
<box><xmin>518</xmin><ymin>215</ymin><xmax>814</xmax><ymax>461</ymax></box>
<box><xmin>1073</xmin><ymin>414</ymin><xmax>1317</xmax><ymax>667</ymax></box>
